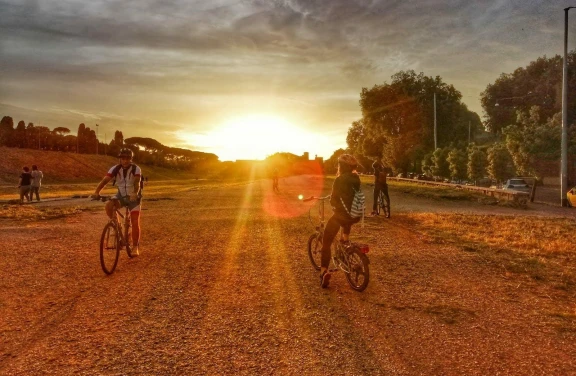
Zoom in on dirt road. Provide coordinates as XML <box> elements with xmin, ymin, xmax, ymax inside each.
<box><xmin>1</xmin><ymin>176</ymin><xmax>575</xmax><ymax>375</ymax></box>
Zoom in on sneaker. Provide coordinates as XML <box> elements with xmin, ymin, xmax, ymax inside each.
<box><xmin>131</xmin><ymin>245</ymin><xmax>140</xmax><ymax>257</ymax></box>
<box><xmin>370</xmin><ymin>211</ymin><xmax>378</xmax><ymax>216</ymax></box>
<box><xmin>339</xmin><ymin>240</ymin><xmax>351</xmax><ymax>248</ymax></box>
<box><xmin>320</xmin><ymin>271</ymin><xmax>331</xmax><ymax>288</ymax></box>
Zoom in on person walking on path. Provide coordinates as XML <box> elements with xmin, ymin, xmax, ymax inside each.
<box><xmin>30</xmin><ymin>165</ymin><xmax>43</xmax><ymax>201</ymax></box>
<box><xmin>17</xmin><ymin>167</ymin><xmax>32</xmax><ymax>204</ymax></box>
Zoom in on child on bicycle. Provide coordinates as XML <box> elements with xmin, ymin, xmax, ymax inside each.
<box><xmin>319</xmin><ymin>154</ymin><xmax>361</xmax><ymax>288</ymax></box>
<box><xmin>91</xmin><ymin>148</ymin><xmax>143</xmax><ymax>256</ymax></box>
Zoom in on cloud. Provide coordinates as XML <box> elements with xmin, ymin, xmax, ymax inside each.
<box><xmin>2</xmin><ymin>0</ymin><xmax>576</xmax><ymax>158</ymax></box>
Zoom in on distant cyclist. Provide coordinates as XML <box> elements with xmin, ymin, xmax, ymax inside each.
<box><xmin>370</xmin><ymin>157</ymin><xmax>390</xmax><ymax>217</ymax></box>
<box><xmin>91</xmin><ymin>148</ymin><xmax>143</xmax><ymax>256</ymax></box>
<box><xmin>319</xmin><ymin>154</ymin><xmax>362</xmax><ymax>288</ymax></box>
<box><xmin>272</xmin><ymin>168</ymin><xmax>279</xmax><ymax>192</ymax></box>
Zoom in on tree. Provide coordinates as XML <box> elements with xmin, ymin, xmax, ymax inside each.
<box><xmin>421</xmin><ymin>152</ymin><xmax>434</xmax><ymax>177</ymax></box>
<box><xmin>355</xmin><ymin>70</ymin><xmax>481</xmax><ymax>174</ymax></box>
<box><xmin>324</xmin><ymin>148</ymin><xmax>346</xmax><ymax>174</ymax></box>
<box><xmin>14</xmin><ymin>120</ymin><xmax>27</xmax><ymax>148</ymax></box>
<box><xmin>467</xmin><ymin>146</ymin><xmax>487</xmax><ymax>184</ymax></box>
<box><xmin>447</xmin><ymin>148</ymin><xmax>467</xmax><ymax>182</ymax></box>
<box><xmin>0</xmin><ymin>116</ymin><xmax>14</xmax><ymax>146</ymax></box>
<box><xmin>431</xmin><ymin>147</ymin><xmax>451</xmax><ymax>179</ymax></box>
<box><xmin>487</xmin><ymin>143</ymin><xmax>514</xmax><ymax>184</ymax></box>
<box><xmin>480</xmin><ymin>52</ymin><xmax>576</xmax><ymax>134</ymax></box>
<box><xmin>503</xmin><ymin>106</ymin><xmax>561</xmax><ymax>177</ymax></box>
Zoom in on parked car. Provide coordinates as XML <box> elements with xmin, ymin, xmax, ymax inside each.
<box><xmin>503</xmin><ymin>178</ymin><xmax>531</xmax><ymax>192</ymax></box>
<box><xmin>567</xmin><ymin>187</ymin><xmax>576</xmax><ymax>207</ymax></box>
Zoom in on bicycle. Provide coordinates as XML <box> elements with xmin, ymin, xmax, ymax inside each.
<box><xmin>303</xmin><ymin>195</ymin><xmax>370</xmax><ymax>292</ymax></box>
<box><xmin>93</xmin><ymin>196</ymin><xmax>135</xmax><ymax>275</ymax></box>
<box><xmin>376</xmin><ymin>190</ymin><xmax>390</xmax><ymax>218</ymax></box>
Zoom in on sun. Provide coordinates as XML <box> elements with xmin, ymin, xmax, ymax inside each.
<box><xmin>190</xmin><ymin>114</ymin><xmax>313</xmax><ymax>161</ymax></box>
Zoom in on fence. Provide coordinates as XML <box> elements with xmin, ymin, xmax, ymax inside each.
<box><xmin>387</xmin><ymin>177</ymin><xmax>530</xmax><ymax>205</ymax></box>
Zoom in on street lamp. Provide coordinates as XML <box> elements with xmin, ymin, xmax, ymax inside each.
<box><xmin>561</xmin><ymin>7</ymin><xmax>575</xmax><ymax>207</ymax></box>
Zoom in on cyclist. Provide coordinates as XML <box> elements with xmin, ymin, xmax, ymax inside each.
<box><xmin>370</xmin><ymin>157</ymin><xmax>390</xmax><ymax>217</ymax></box>
<box><xmin>91</xmin><ymin>148</ymin><xmax>143</xmax><ymax>256</ymax></box>
<box><xmin>319</xmin><ymin>154</ymin><xmax>361</xmax><ymax>288</ymax></box>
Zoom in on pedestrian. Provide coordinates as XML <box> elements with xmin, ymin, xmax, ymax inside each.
<box><xmin>30</xmin><ymin>165</ymin><xmax>43</xmax><ymax>201</ymax></box>
<box><xmin>17</xmin><ymin>167</ymin><xmax>32</xmax><ymax>204</ymax></box>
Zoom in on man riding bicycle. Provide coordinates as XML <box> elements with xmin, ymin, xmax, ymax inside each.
<box><xmin>370</xmin><ymin>157</ymin><xmax>390</xmax><ymax>217</ymax></box>
<box><xmin>91</xmin><ymin>148</ymin><xmax>143</xmax><ymax>256</ymax></box>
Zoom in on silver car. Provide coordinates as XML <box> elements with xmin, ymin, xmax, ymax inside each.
<box><xmin>503</xmin><ymin>178</ymin><xmax>531</xmax><ymax>192</ymax></box>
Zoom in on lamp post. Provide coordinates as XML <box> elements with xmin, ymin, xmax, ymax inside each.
<box><xmin>561</xmin><ymin>7</ymin><xmax>575</xmax><ymax>207</ymax></box>
<box><xmin>434</xmin><ymin>92</ymin><xmax>437</xmax><ymax>150</ymax></box>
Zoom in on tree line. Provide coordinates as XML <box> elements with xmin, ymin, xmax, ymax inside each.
<box><xmin>335</xmin><ymin>51</ymin><xmax>576</xmax><ymax>183</ymax></box>
<box><xmin>0</xmin><ymin>117</ymin><xmax>218</xmax><ymax>171</ymax></box>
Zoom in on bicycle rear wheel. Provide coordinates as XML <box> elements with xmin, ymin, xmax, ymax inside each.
<box><xmin>100</xmin><ymin>222</ymin><xmax>120</xmax><ymax>275</ymax></box>
<box><xmin>376</xmin><ymin>192</ymin><xmax>382</xmax><ymax>215</ymax></box>
<box><xmin>344</xmin><ymin>247</ymin><xmax>370</xmax><ymax>292</ymax></box>
<box><xmin>307</xmin><ymin>232</ymin><xmax>322</xmax><ymax>271</ymax></box>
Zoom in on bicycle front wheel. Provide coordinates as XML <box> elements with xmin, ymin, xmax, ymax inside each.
<box><xmin>125</xmin><ymin>220</ymin><xmax>134</xmax><ymax>258</ymax></box>
<box><xmin>100</xmin><ymin>222</ymin><xmax>120</xmax><ymax>275</ymax></box>
<box><xmin>307</xmin><ymin>232</ymin><xmax>322</xmax><ymax>271</ymax></box>
<box><xmin>345</xmin><ymin>248</ymin><xmax>370</xmax><ymax>292</ymax></box>
<box><xmin>383</xmin><ymin>201</ymin><xmax>390</xmax><ymax>218</ymax></box>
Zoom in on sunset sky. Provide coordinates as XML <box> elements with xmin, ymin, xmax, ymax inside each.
<box><xmin>1</xmin><ymin>0</ymin><xmax>575</xmax><ymax>161</ymax></box>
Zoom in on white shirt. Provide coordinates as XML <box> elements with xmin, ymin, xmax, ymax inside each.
<box><xmin>106</xmin><ymin>164</ymin><xmax>142</xmax><ymax>197</ymax></box>
<box><xmin>31</xmin><ymin>170</ymin><xmax>43</xmax><ymax>187</ymax></box>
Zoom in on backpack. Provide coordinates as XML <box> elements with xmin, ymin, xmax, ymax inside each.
<box><xmin>111</xmin><ymin>164</ymin><xmax>138</xmax><ymax>187</ymax></box>
<box><xmin>341</xmin><ymin>187</ymin><xmax>365</xmax><ymax>219</ymax></box>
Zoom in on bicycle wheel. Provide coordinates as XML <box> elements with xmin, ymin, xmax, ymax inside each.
<box><xmin>125</xmin><ymin>218</ymin><xmax>134</xmax><ymax>258</ymax></box>
<box><xmin>383</xmin><ymin>201</ymin><xmax>390</xmax><ymax>218</ymax></box>
<box><xmin>344</xmin><ymin>247</ymin><xmax>370</xmax><ymax>292</ymax></box>
<box><xmin>307</xmin><ymin>232</ymin><xmax>323</xmax><ymax>271</ymax></box>
<box><xmin>100</xmin><ymin>222</ymin><xmax>120</xmax><ymax>275</ymax></box>
<box><xmin>376</xmin><ymin>192</ymin><xmax>383</xmax><ymax>215</ymax></box>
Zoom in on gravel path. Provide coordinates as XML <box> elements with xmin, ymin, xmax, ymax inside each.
<box><xmin>1</xmin><ymin>176</ymin><xmax>575</xmax><ymax>375</ymax></box>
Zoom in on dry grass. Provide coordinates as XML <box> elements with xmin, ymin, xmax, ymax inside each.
<box><xmin>402</xmin><ymin>212</ymin><xmax>576</xmax><ymax>290</ymax></box>
<box><xmin>408</xmin><ymin>213</ymin><xmax>573</xmax><ymax>257</ymax></box>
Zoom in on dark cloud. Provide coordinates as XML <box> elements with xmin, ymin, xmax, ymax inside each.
<box><xmin>2</xmin><ymin>0</ymin><xmax>576</xmax><ymax>158</ymax></box>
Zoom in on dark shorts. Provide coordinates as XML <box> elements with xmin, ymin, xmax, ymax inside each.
<box><xmin>113</xmin><ymin>195</ymin><xmax>142</xmax><ymax>212</ymax></box>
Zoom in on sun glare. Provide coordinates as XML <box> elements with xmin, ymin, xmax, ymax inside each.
<box><xmin>180</xmin><ymin>114</ymin><xmax>317</xmax><ymax>161</ymax></box>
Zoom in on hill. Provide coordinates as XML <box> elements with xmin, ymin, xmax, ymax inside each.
<box><xmin>0</xmin><ymin>147</ymin><xmax>198</xmax><ymax>185</ymax></box>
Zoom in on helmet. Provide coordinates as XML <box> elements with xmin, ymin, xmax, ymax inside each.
<box><xmin>118</xmin><ymin>148</ymin><xmax>133</xmax><ymax>158</ymax></box>
<box><xmin>338</xmin><ymin>154</ymin><xmax>358</xmax><ymax>166</ymax></box>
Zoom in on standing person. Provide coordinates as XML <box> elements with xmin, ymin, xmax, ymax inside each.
<box><xmin>91</xmin><ymin>148</ymin><xmax>143</xmax><ymax>256</ymax></box>
<box><xmin>17</xmin><ymin>167</ymin><xmax>32</xmax><ymax>204</ymax></box>
<box><xmin>30</xmin><ymin>165</ymin><xmax>43</xmax><ymax>201</ymax></box>
<box><xmin>370</xmin><ymin>157</ymin><xmax>390</xmax><ymax>217</ymax></box>
<box><xmin>272</xmin><ymin>168</ymin><xmax>279</xmax><ymax>192</ymax></box>
<box><xmin>319</xmin><ymin>154</ymin><xmax>362</xmax><ymax>288</ymax></box>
